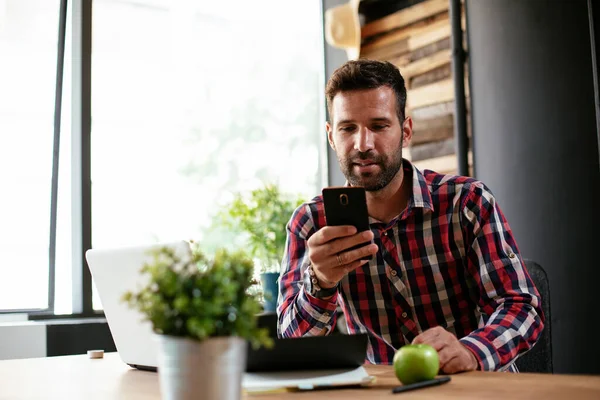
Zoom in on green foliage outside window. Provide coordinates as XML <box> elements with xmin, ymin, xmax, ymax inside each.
<box><xmin>217</xmin><ymin>184</ymin><xmax>305</xmax><ymax>274</ymax></box>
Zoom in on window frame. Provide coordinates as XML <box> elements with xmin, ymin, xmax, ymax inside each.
<box><xmin>0</xmin><ymin>0</ymin><xmax>94</xmax><ymax>318</ymax></box>
<box><xmin>30</xmin><ymin>0</ymin><xmax>97</xmax><ymax>320</ymax></box>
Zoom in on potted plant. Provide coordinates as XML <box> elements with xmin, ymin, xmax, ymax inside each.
<box><xmin>218</xmin><ymin>184</ymin><xmax>304</xmax><ymax>313</ymax></box>
<box><xmin>122</xmin><ymin>242</ymin><xmax>272</xmax><ymax>400</ymax></box>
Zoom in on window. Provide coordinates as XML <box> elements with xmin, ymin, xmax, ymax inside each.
<box><xmin>90</xmin><ymin>0</ymin><xmax>325</xmax><ymax>310</ymax></box>
<box><xmin>0</xmin><ymin>0</ymin><xmax>326</xmax><ymax>314</ymax></box>
<box><xmin>0</xmin><ymin>0</ymin><xmax>62</xmax><ymax>311</ymax></box>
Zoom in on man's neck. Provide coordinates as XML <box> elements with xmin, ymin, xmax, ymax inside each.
<box><xmin>365</xmin><ymin>165</ymin><xmax>412</xmax><ymax>224</ymax></box>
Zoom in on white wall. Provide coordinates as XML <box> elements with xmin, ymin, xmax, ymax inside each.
<box><xmin>0</xmin><ymin>321</ymin><xmax>46</xmax><ymax>360</ymax></box>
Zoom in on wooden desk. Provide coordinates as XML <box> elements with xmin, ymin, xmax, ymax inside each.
<box><xmin>1</xmin><ymin>353</ymin><xmax>599</xmax><ymax>399</ymax></box>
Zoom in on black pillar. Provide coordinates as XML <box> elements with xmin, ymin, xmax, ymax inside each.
<box><xmin>466</xmin><ymin>0</ymin><xmax>600</xmax><ymax>374</ymax></box>
<box><xmin>322</xmin><ymin>0</ymin><xmax>349</xmax><ymax>187</ymax></box>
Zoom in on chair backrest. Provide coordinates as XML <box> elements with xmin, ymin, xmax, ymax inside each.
<box><xmin>515</xmin><ymin>259</ymin><xmax>553</xmax><ymax>373</ymax></box>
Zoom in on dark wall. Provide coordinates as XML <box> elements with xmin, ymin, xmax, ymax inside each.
<box><xmin>466</xmin><ymin>0</ymin><xmax>600</xmax><ymax>374</ymax></box>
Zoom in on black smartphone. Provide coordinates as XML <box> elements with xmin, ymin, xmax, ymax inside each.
<box><xmin>322</xmin><ymin>187</ymin><xmax>371</xmax><ymax>259</ymax></box>
<box><xmin>391</xmin><ymin>376</ymin><xmax>451</xmax><ymax>394</ymax></box>
<box><xmin>322</xmin><ymin>187</ymin><xmax>369</xmax><ymax>231</ymax></box>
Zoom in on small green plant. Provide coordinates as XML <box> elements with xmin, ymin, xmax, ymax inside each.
<box><xmin>122</xmin><ymin>243</ymin><xmax>273</xmax><ymax>349</ymax></box>
<box><xmin>218</xmin><ymin>184</ymin><xmax>304</xmax><ymax>273</ymax></box>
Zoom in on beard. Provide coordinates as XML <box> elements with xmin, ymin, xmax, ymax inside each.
<box><xmin>338</xmin><ymin>146</ymin><xmax>403</xmax><ymax>192</ymax></box>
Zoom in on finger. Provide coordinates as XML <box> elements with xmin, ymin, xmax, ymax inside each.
<box><xmin>308</xmin><ymin>227</ymin><xmax>358</xmax><ymax>265</ymax></box>
<box><xmin>330</xmin><ymin>230</ymin><xmax>374</xmax><ymax>255</ymax></box>
<box><xmin>325</xmin><ymin>232</ymin><xmax>376</xmax><ymax>269</ymax></box>
<box><xmin>440</xmin><ymin>351</ymin><xmax>464</xmax><ymax>374</ymax></box>
<box><xmin>308</xmin><ymin>226</ymin><xmax>357</xmax><ymax>247</ymax></box>
<box><xmin>437</xmin><ymin>346</ymin><xmax>460</xmax><ymax>370</ymax></box>
<box><xmin>415</xmin><ymin>337</ymin><xmax>449</xmax><ymax>354</ymax></box>
<box><xmin>336</xmin><ymin>243</ymin><xmax>378</xmax><ymax>266</ymax></box>
<box><xmin>326</xmin><ymin>259</ymin><xmax>370</xmax><ymax>283</ymax></box>
<box><xmin>339</xmin><ymin>258</ymin><xmax>370</xmax><ymax>274</ymax></box>
<box><xmin>412</xmin><ymin>327</ymin><xmax>443</xmax><ymax>345</ymax></box>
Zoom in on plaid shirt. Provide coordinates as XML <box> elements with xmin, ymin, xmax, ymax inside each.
<box><xmin>277</xmin><ymin>160</ymin><xmax>544</xmax><ymax>372</ymax></box>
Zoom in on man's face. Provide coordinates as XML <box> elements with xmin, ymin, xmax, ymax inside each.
<box><xmin>326</xmin><ymin>86</ymin><xmax>412</xmax><ymax>191</ymax></box>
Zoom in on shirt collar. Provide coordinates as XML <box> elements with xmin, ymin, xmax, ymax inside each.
<box><xmin>404</xmin><ymin>158</ymin><xmax>435</xmax><ymax>213</ymax></box>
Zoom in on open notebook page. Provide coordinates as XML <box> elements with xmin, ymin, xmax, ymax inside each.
<box><xmin>242</xmin><ymin>366</ymin><xmax>375</xmax><ymax>393</ymax></box>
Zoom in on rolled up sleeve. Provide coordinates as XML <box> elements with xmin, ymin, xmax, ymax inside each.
<box><xmin>277</xmin><ymin>203</ymin><xmax>338</xmax><ymax>337</ymax></box>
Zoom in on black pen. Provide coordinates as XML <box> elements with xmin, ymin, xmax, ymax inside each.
<box><xmin>391</xmin><ymin>376</ymin><xmax>451</xmax><ymax>394</ymax></box>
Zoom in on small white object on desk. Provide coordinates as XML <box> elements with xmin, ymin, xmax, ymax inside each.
<box><xmin>87</xmin><ymin>350</ymin><xmax>104</xmax><ymax>359</ymax></box>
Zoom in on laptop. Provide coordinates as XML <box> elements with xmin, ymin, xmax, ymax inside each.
<box><xmin>85</xmin><ymin>241</ymin><xmax>370</xmax><ymax>377</ymax></box>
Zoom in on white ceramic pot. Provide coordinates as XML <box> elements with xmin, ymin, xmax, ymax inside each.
<box><xmin>156</xmin><ymin>335</ymin><xmax>247</xmax><ymax>400</ymax></box>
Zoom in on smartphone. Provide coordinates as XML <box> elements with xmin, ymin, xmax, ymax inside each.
<box><xmin>322</xmin><ymin>187</ymin><xmax>369</xmax><ymax>231</ymax></box>
<box><xmin>391</xmin><ymin>376</ymin><xmax>451</xmax><ymax>394</ymax></box>
<box><xmin>322</xmin><ymin>187</ymin><xmax>371</xmax><ymax>259</ymax></box>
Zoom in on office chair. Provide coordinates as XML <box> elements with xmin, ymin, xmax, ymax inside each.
<box><xmin>515</xmin><ymin>259</ymin><xmax>553</xmax><ymax>373</ymax></box>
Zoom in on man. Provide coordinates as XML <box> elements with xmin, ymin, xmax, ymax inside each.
<box><xmin>277</xmin><ymin>59</ymin><xmax>544</xmax><ymax>374</ymax></box>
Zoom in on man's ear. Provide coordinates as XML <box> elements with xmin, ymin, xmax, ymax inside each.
<box><xmin>326</xmin><ymin>121</ymin><xmax>335</xmax><ymax>150</ymax></box>
<box><xmin>402</xmin><ymin>116</ymin><xmax>413</xmax><ymax>148</ymax></box>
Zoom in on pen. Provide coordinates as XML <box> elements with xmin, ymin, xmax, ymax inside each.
<box><xmin>391</xmin><ymin>376</ymin><xmax>451</xmax><ymax>394</ymax></box>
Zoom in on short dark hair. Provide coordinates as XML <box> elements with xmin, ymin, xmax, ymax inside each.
<box><xmin>325</xmin><ymin>59</ymin><xmax>407</xmax><ymax>123</ymax></box>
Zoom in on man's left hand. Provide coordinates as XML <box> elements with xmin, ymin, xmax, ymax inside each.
<box><xmin>412</xmin><ymin>326</ymin><xmax>478</xmax><ymax>374</ymax></box>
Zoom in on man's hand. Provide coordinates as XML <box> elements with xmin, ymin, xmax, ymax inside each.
<box><xmin>412</xmin><ymin>326</ymin><xmax>478</xmax><ymax>374</ymax></box>
<box><xmin>307</xmin><ymin>225</ymin><xmax>378</xmax><ymax>289</ymax></box>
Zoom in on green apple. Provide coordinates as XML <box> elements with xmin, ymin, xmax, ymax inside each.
<box><xmin>393</xmin><ymin>344</ymin><xmax>440</xmax><ymax>385</ymax></box>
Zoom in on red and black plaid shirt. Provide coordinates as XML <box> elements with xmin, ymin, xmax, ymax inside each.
<box><xmin>277</xmin><ymin>160</ymin><xmax>544</xmax><ymax>372</ymax></box>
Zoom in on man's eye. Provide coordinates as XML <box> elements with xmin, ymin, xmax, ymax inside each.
<box><xmin>340</xmin><ymin>126</ymin><xmax>355</xmax><ymax>132</ymax></box>
<box><xmin>372</xmin><ymin>125</ymin><xmax>388</xmax><ymax>131</ymax></box>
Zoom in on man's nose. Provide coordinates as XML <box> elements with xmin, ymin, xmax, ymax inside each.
<box><xmin>355</xmin><ymin>128</ymin><xmax>375</xmax><ymax>153</ymax></box>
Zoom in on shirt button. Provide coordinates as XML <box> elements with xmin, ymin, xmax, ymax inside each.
<box><xmin>509</xmin><ymin>253</ymin><xmax>516</xmax><ymax>259</ymax></box>
<box><xmin>324</xmin><ymin>312</ymin><xmax>330</xmax><ymax>318</ymax></box>
<box><xmin>401</xmin><ymin>312</ymin><xmax>408</xmax><ymax>318</ymax></box>
<box><xmin>390</xmin><ymin>270</ymin><xmax>398</xmax><ymax>276</ymax></box>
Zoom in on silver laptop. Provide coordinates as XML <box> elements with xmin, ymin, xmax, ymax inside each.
<box><xmin>86</xmin><ymin>240</ymin><xmax>371</xmax><ymax>389</ymax></box>
<box><xmin>85</xmin><ymin>240</ymin><xmax>191</xmax><ymax>370</ymax></box>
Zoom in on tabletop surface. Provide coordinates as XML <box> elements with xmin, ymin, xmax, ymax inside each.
<box><xmin>1</xmin><ymin>352</ymin><xmax>600</xmax><ymax>399</ymax></box>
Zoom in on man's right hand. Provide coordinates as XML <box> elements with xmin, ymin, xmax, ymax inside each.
<box><xmin>307</xmin><ymin>226</ymin><xmax>378</xmax><ymax>289</ymax></box>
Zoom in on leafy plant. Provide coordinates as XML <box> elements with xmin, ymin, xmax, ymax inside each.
<box><xmin>218</xmin><ymin>184</ymin><xmax>304</xmax><ymax>274</ymax></box>
<box><xmin>122</xmin><ymin>243</ymin><xmax>273</xmax><ymax>349</ymax></box>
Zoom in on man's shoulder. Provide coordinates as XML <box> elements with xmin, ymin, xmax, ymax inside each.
<box><xmin>421</xmin><ymin>168</ymin><xmax>479</xmax><ymax>188</ymax></box>
<box><xmin>420</xmin><ymin>168</ymin><xmax>493</xmax><ymax>201</ymax></box>
<box><xmin>292</xmin><ymin>195</ymin><xmax>324</xmax><ymax>214</ymax></box>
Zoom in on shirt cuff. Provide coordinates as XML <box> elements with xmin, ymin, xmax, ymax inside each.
<box><xmin>296</xmin><ymin>286</ymin><xmax>338</xmax><ymax>333</ymax></box>
<box><xmin>459</xmin><ymin>334</ymin><xmax>501</xmax><ymax>371</ymax></box>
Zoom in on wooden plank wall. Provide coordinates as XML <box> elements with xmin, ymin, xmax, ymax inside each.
<box><xmin>360</xmin><ymin>0</ymin><xmax>472</xmax><ymax>176</ymax></box>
